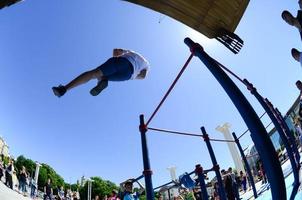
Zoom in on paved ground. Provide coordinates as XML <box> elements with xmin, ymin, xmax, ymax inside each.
<box><xmin>240</xmin><ymin>153</ymin><xmax>302</xmax><ymax>200</ymax></box>
<box><xmin>0</xmin><ymin>181</ymin><xmax>34</xmax><ymax>200</ymax></box>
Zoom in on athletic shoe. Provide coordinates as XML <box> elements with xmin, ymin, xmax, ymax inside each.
<box><xmin>52</xmin><ymin>85</ymin><xmax>66</xmax><ymax>97</ymax></box>
<box><xmin>90</xmin><ymin>80</ymin><xmax>108</xmax><ymax>96</ymax></box>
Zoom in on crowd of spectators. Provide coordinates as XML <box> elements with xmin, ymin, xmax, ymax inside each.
<box><xmin>0</xmin><ymin>158</ymin><xmax>81</xmax><ymax>200</ymax></box>
<box><xmin>0</xmin><ymin>158</ymin><xmax>38</xmax><ymax>199</ymax></box>
<box><xmin>210</xmin><ymin>165</ymin><xmax>267</xmax><ymax>200</ymax></box>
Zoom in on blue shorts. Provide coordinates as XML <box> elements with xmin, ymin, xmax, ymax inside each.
<box><xmin>97</xmin><ymin>57</ymin><xmax>134</xmax><ymax>81</ymax></box>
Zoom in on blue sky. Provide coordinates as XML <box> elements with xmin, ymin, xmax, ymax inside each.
<box><xmin>0</xmin><ymin>0</ymin><xmax>301</xmax><ymax>187</ymax></box>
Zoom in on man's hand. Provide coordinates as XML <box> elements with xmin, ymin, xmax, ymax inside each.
<box><xmin>136</xmin><ymin>69</ymin><xmax>147</xmax><ymax>79</ymax></box>
<box><xmin>113</xmin><ymin>49</ymin><xmax>124</xmax><ymax>57</ymax></box>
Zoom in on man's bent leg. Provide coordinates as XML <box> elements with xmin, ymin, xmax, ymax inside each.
<box><xmin>52</xmin><ymin>57</ymin><xmax>131</xmax><ymax>97</ymax></box>
<box><xmin>65</xmin><ymin>68</ymin><xmax>103</xmax><ymax>91</ymax></box>
<box><xmin>52</xmin><ymin>68</ymin><xmax>103</xmax><ymax>97</ymax></box>
<box><xmin>90</xmin><ymin>79</ymin><xmax>108</xmax><ymax>96</ymax></box>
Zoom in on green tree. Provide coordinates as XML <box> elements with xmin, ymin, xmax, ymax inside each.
<box><xmin>13</xmin><ymin>155</ymin><xmax>65</xmax><ymax>193</ymax></box>
<box><xmin>11</xmin><ymin>154</ymin><xmax>123</xmax><ymax>200</ymax></box>
<box><xmin>79</xmin><ymin>177</ymin><xmax>118</xmax><ymax>200</ymax></box>
<box><xmin>184</xmin><ymin>192</ymin><xmax>195</xmax><ymax>200</ymax></box>
<box><xmin>139</xmin><ymin>194</ymin><xmax>146</xmax><ymax>200</ymax></box>
<box><xmin>2</xmin><ymin>155</ymin><xmax>10</xmax><ymax>165</ymax></box>
<box><xmin>37</xmin><ymin>163</ymin><xmax>64</xmax><ymax>194</ymax></box>
<box><xmin>15</xmin><ymin>155</ymin><xmax>36</xmax><ymax>177</ymax></box>
<box><xmin>38</xmin><ymin>166</ymin><xmax>48</xmax><ymax>191</ymax></box>
<box><xmin>71</xmin><ymin>183</ymin><xmax>79</xmax><ymax>192</ymax></box>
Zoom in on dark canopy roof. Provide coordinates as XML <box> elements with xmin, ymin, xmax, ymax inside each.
<box><xmin>124</xmin><ymin>0</ymin><xmax>250</xmax><ymax>39</ymax></box>
<box><xmin>0</xmin><ymin>0</ymin><xmax>22</xmax><ymax>10</ymax></box>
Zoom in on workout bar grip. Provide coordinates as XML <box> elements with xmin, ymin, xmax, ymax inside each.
<box><xmin>188</xmin><ymin>168</ymin><xmax>212</xmax><ymax>176</ymax></box>
<box><xmin>121</xmin><ymin>174</ymin><xmax>144</xmax><ymax>185</ymax></box>
<box><xmin>184</xmin><ymin>38</ymin><xmax>203</xmax><ymax>53</ymax></box>
<box><xmin>153</xmin><ymin>180</ymin><xmax>174</xmax><ymax>191</ymax></box>
<box><xmin>133</xmin><ymin>174</ymin><xmax>144</xmax><ymax>182</ymax></box>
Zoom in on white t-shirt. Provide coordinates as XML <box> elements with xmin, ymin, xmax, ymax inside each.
<box><xmin>121</xmin><ymin>50</ymin><xmax>150</xmax><ymax>79</ymax></box>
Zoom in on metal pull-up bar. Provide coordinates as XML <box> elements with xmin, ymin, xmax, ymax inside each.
<box><xmin>213</xmin><ymin>54</ymin><xmax>300</xmax><ymax>199</ymax></box>
<box><xmin>237</xmin><ymin>111</ymin><xmax>266</xmax><ymax>139</ymax></box>
<box><xmin>184</xmin><ymin>37</ymin><xmax>286</xmax><ymax>200</ymax></box>
<box><xmin>139</xmin><ymin>47</ymin><xmax>201</xmax><ymax>200</ymax></box>
<box><xmin>139</xmin><ymin>37</ymin><xmax>294</xmax><ymax>200</ymax></box>
<box><xmin>148</xmin><ymin>127</ymin><xmax>234</xmax><ymax>143</ymax></box>
<box><xmin>146</xmin><ymin>52</ymin><xmax>195</xmax><ymax>126</ymax></box>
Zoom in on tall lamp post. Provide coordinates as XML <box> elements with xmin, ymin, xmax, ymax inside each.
<box><xmin>34</xmin><ymin>162</ymin><xmax>41</xmax><ymax>186</ymax></box>
<box><xmin>167</xmin><ymin>166</ymin><xmax>177</xmax><ymax>200</ymax></box>
<box><xmin>216</xmin><ymin>123</ymin><xmax>245</xmax><ymax>174</ymax></box>
<box><xmin>87</xmin><ymin>178</ymin><xmax>94</xmax><ymax>200</ymax></box>
<box><xmin>167</xmin><ymin>166</ymin><xmax>177</xmax><ymax>181</ymax></box>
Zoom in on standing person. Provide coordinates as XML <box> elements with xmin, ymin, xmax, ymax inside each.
<box><xmin>297</xmin><ymin>117</ymin><xmax>302</xmax><ymax>151</ymax></box>
<box><xmin>52</xmin><ymin>48</ymin><xmax>150</xmax><ymax>97</ymax></box>
<box><xmin>76</xmin><ymin>189</ymin><xmax>80</xmax><ymax>200</ymax></box>
<box><xmin>296</xmin><ymin>81</ymin><xmax>302</xmax><ymax>118</ymax></box>
<box><xmin>213</xmin><ymin>182</ymin><xmax>220</xmax><ymax>200</ymax></box>
<box><xmin>259</xmin><ymin>163</ymin><xmax>267</xmax><ymax>184</ymax></box>
<box><xmin>192</xmin><ymin>187</ymin><xmax>202</xmax><ymax>200</ymax></box>
<box><xmin>18</xmin><ymin>166</ymin><xmax>28</xmax><ymax>195</ymax></box>
<box><xmin>44</xmin><ymin>178</ymin><xmax>53</xmax><ymax>200</ymax></box>
<box><xmin>239</xmin><ymin>171</ymin><xmax>247</xmax><ymax>193</ymax></box>
<box><xmin>252</xmin><ymin>167</ymin><xmax>258</xmax><ymax>181</ymax></box>
<box><xmin>108</xmin><ymin>190</ymin><xmax>120</xmax><ymax>200</ymax></box>
<box><xmin>300</xmin><ymin>128</ymin><xmax>302</xmax><ymax>152</ymax></box>
<box><xmin>222</xmin><ymin>169</ymin><xmax>235</xmax><ymax>200</ymax></box>
<box><xmin>121</xmin><ymin>179</ymin><xmax>144</xmax><ymax>200</ymax></box>
<box><xmin>5</xmin><ymin>159</ymin><xmax>14</xmax><ymax>189</ymax></box>
<box><xmin>73</xmin><ymin>191</ymin><xmax>79</xmax><ymax>200</ymax></box>
<box><xmin>0</xmin><ymin>160</ymin><xmax>4</xmax><ymax>182</ymax></box>
<box><xmin>65</xmin><ymin>189</ymin><xmax>72</xmax><ymax>200</ymax></box>
<box><xmin>30</xmin><ymin>178</ymin><xmax>37</xmax><ymax>199</ymax></box>
<box><xmin>12</xmin><ymin>170</ymin><xmax>19</xmax><ymax>191</ymax></box>
<box><xmin>228</xmin><ymin>167</ymin><xmax>240</xmax><ymax>200</ymax></box>
<box><xmin>294</xmin><ymin>117</ymin><xmax>302</xmax><ymax>148</ymax></box>
<box><xmin>58</xmin><ymin>186</ymin><xmax>65</xmax><ymax>200</ymax></box>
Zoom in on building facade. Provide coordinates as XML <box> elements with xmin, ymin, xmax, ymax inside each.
<box><xmin>245</xmin><ymin>96</ymin><xmax>300</xmax><ymax>171</ymax></box>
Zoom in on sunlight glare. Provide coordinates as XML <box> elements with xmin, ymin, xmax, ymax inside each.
<box><xmin>184</xmin><ymin>27</ymin><xmax>216</xmax><ymax>48</ymax></box>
